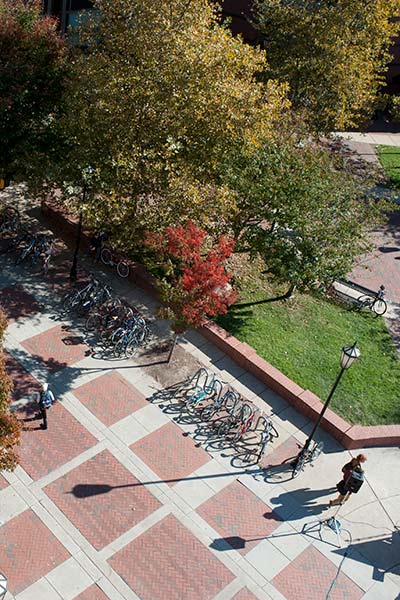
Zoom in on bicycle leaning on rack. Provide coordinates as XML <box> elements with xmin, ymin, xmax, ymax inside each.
<box><xmin>231</xmin><ymin>415</ymin><xmax>279</xmax><ymax>467</ymax></box>
<box><xmin>291</xmin><ymin>440</ymin><xmax>324</xmax><ymax>478</ymax></box>
<box><xmin>357</xmin><ymin>285</ymin><xmax>387</xmax><ymax>316</ymax></box>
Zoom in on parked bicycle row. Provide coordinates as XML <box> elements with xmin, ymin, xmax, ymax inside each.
<box><xmin>0</xmin><ymin>224</ymin><xmax>56</xmax><ymax>276</ymax></box>
<box><xmin>62</xmin><ymin>275</ymin><xmax>151</xmax><ymax>358</ymax></box>
<box><xmin>157</xmin><ymin>368</ymin><xmax>279</xmax><ymax>467</ymax></box>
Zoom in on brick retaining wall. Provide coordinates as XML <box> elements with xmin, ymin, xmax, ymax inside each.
<box><xmin>42</xmin><ymin>199</ymin><xmax>400</xmax><ymax>449</ymax></box>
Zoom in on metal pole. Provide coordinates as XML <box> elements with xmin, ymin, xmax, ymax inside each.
<box><xmin>69</xmin><ymin>183</ymin><xmax>86</xmax><ymax>282</ymax></box>
<box><xmin>292</xmin><ymin>365</ymin><xmax>346</xmax><ymax>473</ymax></box>
<box><xmin>303</xmin><ymin>365</ymin><xmax>346</xmax><ymax>452</ymax></box>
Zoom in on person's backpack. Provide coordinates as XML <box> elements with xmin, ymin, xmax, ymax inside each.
<box><xmin>345</xmin><ymin>469</ymin><xmax>364</xmax><ymax>493</ymax></box>
<box><xmin>40</xmin><ymin>390</ymin><xmax>53</xmax><ymax>409</ymax></box>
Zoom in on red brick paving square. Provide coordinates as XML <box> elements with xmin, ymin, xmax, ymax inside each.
<box><xmin>0</xmin><ymin>284</ymin><xmax>42</xmax><ymax>323</ymax></box>
<box><xmin>197</xmin><ymin>480</ymin><xmax>282</xmax><ymax>555</ymax></box>
<box><xmin>73</xmin><ymin>371</ymin><xmax>147</xmax><ymax>425</ymax></box>
<box><xmin>232</xmin><ymin>589</ymin><xmax>259</xmax><ymax>600</ymax></box>
<box><xmin>108</xmin><ymin>513</ymin><xmax>234</xmax><ymax>600</ymax></box>
<box><xmin>73</xmin><ymin>583</ymin><xmax>109</xmax><ymax>599</ymax></box>
<box><xmin>15</xmin><ymin>400</ymin><xmax>96</xmax><ymax>481</ymax></box>
<box><xmin>21</xmin><ymin>324</ymin><xmax>89</xmax><ymax>372</ymax></box>
<box><xmin>45</xmin><ymin>449</ymin><xmax>161</xmax><ymax>550</ymax></box>
<box><xmin>262</xmin><ymin>435</ymin><xmax>302</xmax><ymax>469</ymax></box>
<box><xmin>0</xmin><ymin>509</ymin><xmax>69</xmax><ymax>595</ymax></box>
<box><xmin>130</xmin><ymin>421</ymin><xmax>211</xmax><ymax>486</ymax></box>
<box><xmin>0</xmin><ymin>474</ymin><xmax>9</xmax><ymax>490</ymax></box>
<box><xmin>4</xmin><ymin>350</ymin><xmax>38</xmax><ymax>402</ymax></box>
<box><xmin>272</xmin><ymin>546</ymin><xmax>364</xmax><ymax>600</ymax></box>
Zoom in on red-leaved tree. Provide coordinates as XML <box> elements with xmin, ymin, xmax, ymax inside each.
<box><xmin>145</xmin><ymin>222</ymin><xmax>236</xmax><ymax>362</ymax></box>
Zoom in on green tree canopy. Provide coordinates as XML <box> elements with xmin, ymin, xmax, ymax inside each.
<box><xmin>253</xmin><ymin>0</ymin><xmax>400</xmax><ymax>132</ymax></box>
<box><xmin>46</xmin><ymin>0</ymin><xmax>288</xmax><ymax>248</ymax></box>
<box><xmin>0</xmin><ymin>0</ymin><xmax>69</xmax><ymax>181</ymax></box>
<box><xmin>220</xmin><ymin>133</ymin><xmax>384</xmax><ymax>291</ymax></box>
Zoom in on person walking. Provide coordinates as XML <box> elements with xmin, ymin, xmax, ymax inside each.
<box><xmin>329</xmin><ymin>454</ymin><xmax>367</xmax><ymax>506</ymax></box>
<box><xmin>37</xmin><ymin>383</ymin><xmax>55</xmax><ymax>430</ymax></box>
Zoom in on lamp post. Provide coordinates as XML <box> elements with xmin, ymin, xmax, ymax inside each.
<box><xmin>69</xmin><ymin>166</ymin><xmax>93</xmax><ymax>282</ymax></box>
<box><xmin>292</xmin><ymin>342</ymin><xmax>360</xmax><ymax>475</ymax></box>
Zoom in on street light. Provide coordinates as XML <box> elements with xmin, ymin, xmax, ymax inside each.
<box><xmin>292</xmin><ymin>341</ymin><xmax>360</xmax><ymax>476</ymax></box>
<box><xmin>69</xmin><ymin>166</ymin><xmax>93</xmax><ymax>282</ymax></box>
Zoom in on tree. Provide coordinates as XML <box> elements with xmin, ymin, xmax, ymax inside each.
<box><xmin>253</xmin><ymin>0</ymin><xmax>400</xmax><ymax>132</ymax></box>
<box><xmin>144</xmin><ymin>222</ymin><xmax>236</xmax><ymax>361</ymax></box>
<box><xmin>220</xmin><ymin>133</ymin><xmax>385</xmax><ymax>293</ymax></box>
<box><xmin>0</xmin><ymin>0</ymin><xmax>69</xmax><ymax>182</ymax></box>
<box><xmin>0</xmin><ymin>309</ymin><xmax>20</xmax><ymax>471</ymax></box>
<box><xmin>44</xmin><ymin>0</ymin><xmax>287</xmax><ymax>248</ymax></box>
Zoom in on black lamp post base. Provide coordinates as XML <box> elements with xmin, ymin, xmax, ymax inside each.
<box><xmin>69</xmin><ymin>262</ymin><xmax>78</xmax><ymax>282</ymax></box>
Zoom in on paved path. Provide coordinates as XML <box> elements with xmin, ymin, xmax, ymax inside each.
<box><xmin>333</xmin><ymin>132</ymin><xmax>400</xmax><ymax>351</ymax></box>
<box><xmin>0</xmin><ymin>189</ymin><xmax>399</xmax><ymax>600</ymax></box>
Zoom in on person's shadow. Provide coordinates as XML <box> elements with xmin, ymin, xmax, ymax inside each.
<box><xmin>268</xmin><ymin>487</ymin><xmax>336</xmax><ymax>520</ymax></box>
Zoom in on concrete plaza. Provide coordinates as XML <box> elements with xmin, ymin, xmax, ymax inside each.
<box><xmin>0</xmin><ymin>188</ymin><xmax>399</xmax><ymax>600</ymax></box>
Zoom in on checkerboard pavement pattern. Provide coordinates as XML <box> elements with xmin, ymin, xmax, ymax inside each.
<box><xmin>0</xmin><ymin>214</ymin><xmax>397</xmax><ymax>600</ymax></box>
<box><xmin>272</xmin><ymin>546</ymin><xmax>364</xmax><ymax>600</ymax></box>
<box><xmin>197</xmin><ymin>480</ymin><xmax>282</xmax><ymax>555</ymax></box>
<box><xmin>108</xmin><ymin>513</ymin><xmax>234</xmax><ymax>600</ymax></box>
<box><xmin>130</xmin><ymin>421</ymin><xmax>212</xmax><ymax>486</ymax></box>
<box><xmin>73</xmin><ymin>371</ymin><xmax>148</xmax><ymax>426</ymax></box>
<box><xmin>0</xmin><ymin>509</ymin><xmax>70</xmax><ymax>596</ymax></box>
<box><xmin>14</xmin><ymin>399</ymin><xmax>97</xmax><ymax>481</ymax></box>
<box><xmin>21</xmin><ymin>323</ymin><xmax>89</xmax><ymax>372</ymax></box>
<box><xmin>45</xmin><ymin>449</ymin><xmax>161</xmax><ymax>550</ymax></box>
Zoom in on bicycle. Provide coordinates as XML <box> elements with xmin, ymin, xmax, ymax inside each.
<box><xmin>231</xmin><ymin>416</ymin><xmax>279</xmax><ymax>467</ymax></box>
<box><xmin>357</xmin><ymin>285</ymin><xmax>387</xmax><ymax>316</ymax></box>
<box><xmin>185</xmin><ymin>373</ymin><xmax>222</xmax><ymax>414</ymax></box>
<box><xmin>291</xmin><ymin>440</ymin><xmax>324</xmax><ymax>478</ymax></box>
<box><xmin>100</xmin><ymin>247</ymin><xmax>130</xmax><ymax>278</ymax></box>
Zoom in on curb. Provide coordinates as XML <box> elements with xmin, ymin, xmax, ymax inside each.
<box><xmin>41</xmin><ymin>199</ymin><xmax>400</xmax><ymax>449</ymax></box>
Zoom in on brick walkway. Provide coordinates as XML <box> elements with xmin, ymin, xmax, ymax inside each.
<box><xmin>0</xmin><ymin>189</ymin><xmax>399</xmax><ymax>599</ymax></box>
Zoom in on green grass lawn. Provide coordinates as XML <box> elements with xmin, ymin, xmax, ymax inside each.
<box><xmin>377</xmin><ymin>145</ymin><xmax>400</xmax><ymax>188</ymax></box>
<box><xmin>217</xmin><ymin>283</ymin><xmax>400</xmax><ymax>426</ymax></box>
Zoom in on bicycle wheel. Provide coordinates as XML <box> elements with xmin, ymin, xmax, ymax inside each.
<box><xmin>310</xmin><ymin>441</ymin><xmax>324</xmax><ymax>462</ymax></box>
<box><xmin>292</xmin><ymin>452</ymin><xmax>306</xmax><ymax>478</ymax></box>
<box><xmin>217</xmin><ymin>418</ymin><xmax>235</xmax><ymax>438</ymax></box>
<box><xmin>372</xmin><ymin>299</ymin><xmax>387</xmax><ymax>316</ymax></box>
<box><xmin>200</xmin><ymin>405</ymin><xmax>217</xmax><ymax>422</ymax></box>
<box><xmin>231</xmin><ymin>450</ymin><xmax>259</xmax><ymax>468</ymax></box>
<box><xmin>357</xmin><ymin>294</ymin><xmax>372</xmax><ymax>311</ymax></box>
<box><xmin>62</xmin><ymin>291</ymin><xmax>80</xmax><ymax>312</ymax></box>
<box><xmin>100</xmin><ymin>247</ymin><xmax>112</xmax><ymax>266</ymax></box>
<box><xmin>117</xmin><ymin>260</ymin><xmax>130</xmax><ymax>278</ymax></box>
<box><xmin>113</xmin><ymin>338</ymin><xmax>126</xmax><ymax>357</ymax></box>
<box><xmin>125</xmin><ymin>338</ymin><xmax>138</xmax><ymax>358</ymax></box>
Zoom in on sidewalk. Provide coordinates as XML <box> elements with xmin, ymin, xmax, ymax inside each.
<box><xmin>0</xmin><ymin>187</ymin><xmax>399</xmax><ymax>600</ymax></box>
<box><xmin>333</xmin><ymin>132</ymin><xmax>400</xmax><ymax>352</ymax></box>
